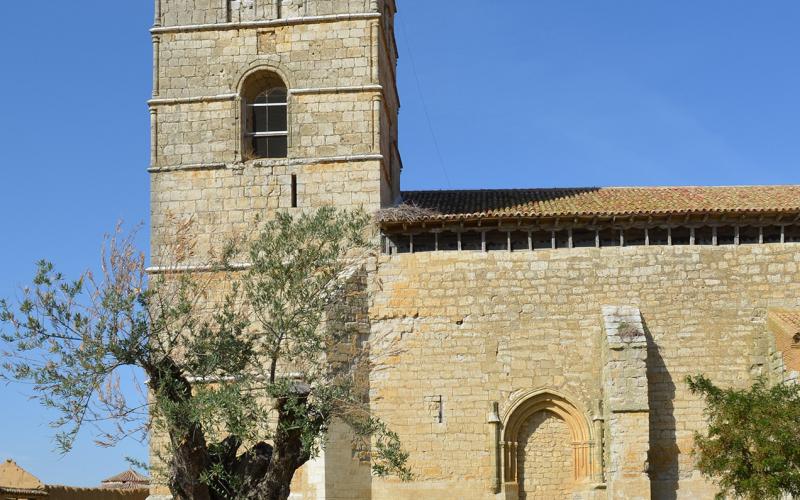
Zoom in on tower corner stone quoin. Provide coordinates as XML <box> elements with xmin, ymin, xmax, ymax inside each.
<box><xmin>147</xmin><ymin>1</ymin><xmax>800</xmax><ymax>498</ymax></box>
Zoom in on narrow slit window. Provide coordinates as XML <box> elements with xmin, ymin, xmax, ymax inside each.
<box><xmin>290</xmin><ymin>174</ymin><xmax>298</xmax><ymax>208</ymax></box>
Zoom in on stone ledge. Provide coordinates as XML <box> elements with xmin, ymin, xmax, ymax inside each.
<box><xmin>148</xmin><ymin>163</ymin><xmax>227</xmax><ymax>173</ymax></box>
<box><xmin>151</xmin><ymin>12</ymin><xmax>382</xmax><ymax>35</ymax></box>
<box><xmin>148</xmin><ymin>154</ymin><xmax>384</xmax><ymax>173</ymax></box>
<box><xmin>148</xmin><ymin>86</ymin><xmax>384</xmax><ymax>107</ymax></box>
<box><xmin>148</xmin><ymin>94</ymin><xmax>237</xmax><ymax>106</ymax></box>
<box><xmin>291</xmin><ymin>84</ymin><xmax>383</xmax><ymax>96</ymax></box>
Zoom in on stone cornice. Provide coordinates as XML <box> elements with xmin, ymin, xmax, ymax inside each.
<box><xmin>148</xmin><ymin>153</ymin><xmax>384</xmax><ymax>173</ymax></box>
<box><xmin>147</xmin><ymin>85</ymin><xmax>384</xmax><ymax>107</ymax></box>
<box><xmin>151</xmin><ymin>12</ymin><xmax>382</xmax><ymax>35</ymax></box>
<box><xmin>148</xmin><ymin>94</ymin><xmax>237</xmax><ymax>106</ymax></box>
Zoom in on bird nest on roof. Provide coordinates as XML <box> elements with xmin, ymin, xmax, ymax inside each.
<box><xmin>376</xmin><ymin>202</ymin><xmax>441</xmax><ymax>223</ymax></box>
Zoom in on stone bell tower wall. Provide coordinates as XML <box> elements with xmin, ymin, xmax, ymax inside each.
<box><xmin>147</xmin><ymin>2</ymin><xmax>399</xmax><ymax>498</ymax></box>
<box><xmin>157</xmin><ymin>0</ymin><xmax>394</xmax><ymax>26</ymax></box>
<box><xmin>149</xmin><ymin>0</ymin><xmax>400</xmax><ymax>268</ymax></box>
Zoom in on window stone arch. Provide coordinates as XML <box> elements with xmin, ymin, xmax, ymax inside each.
<box><xmin>234</xmin><ymin>62</ymin><xmax>294</xmax><ymax>162</ymax></box>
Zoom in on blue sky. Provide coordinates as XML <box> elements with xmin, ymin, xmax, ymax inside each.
<box><xmin>1</xmin><ymin>0</ymin><xmax>799</xmax><ymax>487</ymax></box>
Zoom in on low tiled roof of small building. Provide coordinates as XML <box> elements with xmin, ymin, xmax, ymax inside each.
<box><xmin>100</xmin><ymin>469</ymin><xmax>149</xmax><ymax>489</ymax></box>
<box><xmin>378</xmin><ymin>186</ymin><xmax>800</xmax><ymax>224</ymax></box>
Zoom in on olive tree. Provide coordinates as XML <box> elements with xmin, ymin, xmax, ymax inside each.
<box><xmin>1</xmin><ymin>208</ymin><xmax>409</xmax><ymax>500</ymax></box>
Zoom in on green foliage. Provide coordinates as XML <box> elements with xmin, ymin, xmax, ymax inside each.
<box><xmin>350</xmin><ymin>418</ymin><xmax>412</xmax><ymax>481</ymax></box>
<box><xmin>687</xmin><ymin>374</ymin><xmax>800</xmax><ymax>500</ymax></box>
<box><xmin>1</xmin><ymin>208</ymin><xmax>411</xmax><ymax>499</ymax></box>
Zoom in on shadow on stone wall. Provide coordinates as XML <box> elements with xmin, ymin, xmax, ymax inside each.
<box><xmin>643</xmin><ymin>319</ymin><xmax>678</xmax><ymax>500</ymax></box>
<box><xmin>322</xmin><ymin>266</ymin><xmax>375</xmax><ymax>498</ymax></box>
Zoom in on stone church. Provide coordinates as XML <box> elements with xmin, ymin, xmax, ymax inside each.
<box><xmin>147</xmin><ymin>1</ymin><xmax>800</xmax><ymax>498</ymax></box>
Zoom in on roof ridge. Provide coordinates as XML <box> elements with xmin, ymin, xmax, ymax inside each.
<box><xmin>400</xmin><ymin>185</ymin><xmax>800</xmax><ymax>194</ymax></box>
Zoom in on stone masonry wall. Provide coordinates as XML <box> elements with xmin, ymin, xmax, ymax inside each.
<box><xmin>149</xmin><ymin>3</ymin><xmax>400</xmax><ymax>498</ymax></box>
<box><xmin>517</xmin><ymin>411</ymin><xmax>575</xmax><ymax>500</ymax></box>
<box><xmin>150</xmin><ymin>160</ymin><xmax>382</xmax><ymax>267</ymax></box>
<box><xmin>601</xmin><ymin>306</ymin><xmax>650</xmax><ymax>500</ymax></box>
<box><xmin>154</xmin><ymin>22</ymin><xmax>376</xmax><ymax>99</ymax></box>
<box><xmin>159</xmin><ymin>0</ymin><xmax>379</xmax><ymax>28</ymax></box>
<box><xmin>367</xmin><ymin>243</ymin><xmax>800</xmax><ymax>499</ymax></box>
<box><xmin>150</xmin><ymin>13</ymin><xmax>400</xmax><ymax>269</ymax></box>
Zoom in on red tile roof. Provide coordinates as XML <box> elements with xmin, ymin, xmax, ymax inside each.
<box><xmin>768</xmin><ymin>309</ymin><xmax>800</xmax><ymax>372</ymax></box>
<box><xmin>100</xmin><ymin>469</ymin><xmax>149</xmax><ymax>489</ymax></box>
<box><xmin>377</xmin><ymin>186</ymin><xmax>800</xmax><ymax>224</ymax></box>
<box><xmin>0</xmin><ymin>486</ymin><xmax>48</xmax><ymax>496</ymax></box>
<box><xmin>772</xmin><ymin>310</ymin><xmax>800</xmax><ymax>333</ymax></box>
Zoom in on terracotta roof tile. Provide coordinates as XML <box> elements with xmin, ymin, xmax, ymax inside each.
<box><xmin>100</xmin><ymin>469</ymin><xmax>149</xmax><ymax>489</ymax></box>
<box><xmin>768</xmin><ymin>309</ymin><xmax>800</xmax><ymax>372</ymax></box>
<box><xmin>378</xmin><ymin>186</ymin><xmax>800</xmax><ymax>224</ymax></box>
<box><xmin>0</xmin><ymin>486</ymin><xmax>48</xmax><ymax>496</ymax></box>
<box><xmin>772</xmin><ymin>310</ymin><xmax>800</xmax><ymax>333</ymax></box>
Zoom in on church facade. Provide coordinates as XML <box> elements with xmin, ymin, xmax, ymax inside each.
<box><xmin>147</xmin><ymin>1</ymin><xmax>800</xmax><ymax>498</ymax></box>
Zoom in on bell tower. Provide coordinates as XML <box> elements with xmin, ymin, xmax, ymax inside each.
<box><xmin>149</xmin><ymin>0</ymin><xmax>400</xmax><ymax>267</ymax></box>
<box><xmin>147</xmin><ymin>2</ymin><xmax>399</xmax><ymax>498</ymax></box>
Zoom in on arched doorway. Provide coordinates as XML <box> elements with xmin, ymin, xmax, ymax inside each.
<box><xmin>501</xmin><ymin>391</ymin><xmax>597</xmax><ymax>499</ymax></box>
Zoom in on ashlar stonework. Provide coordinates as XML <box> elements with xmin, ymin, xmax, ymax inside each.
<box><xmin>147</xmin><ymin>1</ymin><xmax>800</xmax><ymax>499</ymax></box>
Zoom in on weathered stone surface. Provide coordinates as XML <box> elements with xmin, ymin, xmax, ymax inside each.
<box><xmin>366</xmin><ymin>247</ymin><xmax>800</xmax><ymax>499</ymax></box>
<box><xmin>601</xmin><ymin>306</ymin><xmax>650</xmax><ymax>500</ymax></box>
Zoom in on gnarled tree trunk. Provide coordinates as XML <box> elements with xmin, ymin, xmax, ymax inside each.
<box><xmin>147</xmin><ymin>358</ymin><xmax>214</xmax><ymax>500</ymax></box>
<box><xmin>245</xmin><ymin>396</ymin><xmax>316</xmax><ymax>500</ymax></box>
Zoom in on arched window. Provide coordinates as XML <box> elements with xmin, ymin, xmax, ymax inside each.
<box><xmin>241</xmin><ymin>71</ymin><xmax>288</xmax><ymax>159</ymax></box>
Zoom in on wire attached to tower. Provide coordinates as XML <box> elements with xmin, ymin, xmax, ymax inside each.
<box><xmin>398</xmin><ymin>15</ymin><xmax>453</xmax><ymax>189</ymax></box>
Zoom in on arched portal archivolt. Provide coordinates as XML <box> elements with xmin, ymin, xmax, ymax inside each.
<box><xmin>501</xmin><ymin>390</ymin><xmax>597</xmax><ymax>488</ymax></box>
